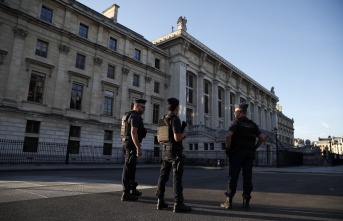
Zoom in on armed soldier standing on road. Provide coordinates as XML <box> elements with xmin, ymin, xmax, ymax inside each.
<box><xmin>120</xmin><ymin>99</ymin><xmax>147</xmax><ymax>201</ymax></box>
<box><xmin>221</xmin><ymin>103</ymin><xmax>265</xmax><ymax>210</ymax></box>
<box><xmin>155</xmin><ymin>98</ymin><xmax>191</xmax><ymax>213</ymax></box>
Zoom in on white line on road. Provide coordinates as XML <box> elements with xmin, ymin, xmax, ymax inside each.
<box><xmin>16</xmin><ymin>189</ymin><xmax>48</xmax><ymax>198</ymax></box>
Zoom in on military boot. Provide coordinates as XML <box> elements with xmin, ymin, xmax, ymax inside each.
<box><xmin>173</xmin><ymin>201</ymin><xmax>191</xmax><ymax>213</ymax></box>
<box><xmin>121</xmin><ymin>192</ymin><xmax>138</xmax><ymax>201</ymax></box>
<box><xmin>131</xmin><ymin>189</ymin><xmax>142</xmax><ymax>197</ymax></box>
<box><xmin>243</xmin><ymin>198</ymin><xmax>250</xmax><ymax>210</ymax></box>
<box><xmin>157</xmin><ymin>198</ymin><xmax>168</xmax><ymax>210</ymax></box>
<box><xmin>220</xmin><ymin>197</ymin><xmax>233</xmax><ymax>209</ymax></box>
<box><xmin>131</xmin><ymin>182</ymin><xmax>142</xmax><ymax>197</ymax></box>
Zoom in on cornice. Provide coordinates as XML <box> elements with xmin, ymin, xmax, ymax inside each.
<box><xmin>153</xmin><ymin>30</ymin><xmax>278</xmax><ymax>101</ymax></box>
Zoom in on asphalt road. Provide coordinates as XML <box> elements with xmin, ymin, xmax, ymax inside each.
<box><xmin>0</xmin><ymin>168</ymin><xmax>342</xmax><ymax>221</ymax></box>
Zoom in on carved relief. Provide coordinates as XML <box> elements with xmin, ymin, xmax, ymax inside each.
<box><xmin>214</xmin><ymin>61</ymin><xmax>221</xmax><ymax>76</ymax></box>
<box><xmin>241</xmin><ymin>84</ymin><xmax>247</xmax><ymax>93</ymax></box>
<box><xmin>122</xmin><ymin>67</ymin><xmax>130</xmax><ymax>75</ymax></box>
<box><xmin>200</xmin><ymin>52</ymin><xmax>207</xmax><ymax>66</ymax></box>
<box><xmin>145</xmin><ymin>76</ymin><xmax>151</xmax><ymax>83</ymax></box>
<box><xmin>182</xmin><ymin>40</ymin><xmax>190</xmax><ymax>55</ymax></box>
<box><xmin>13</xmin><ymin>27</ymin><xmax>27</xmax><ymax>39</ymax></box>
<box><xmin>59</xmin><ymin>44</ymin><xmax>70</xmax><ymax>54</ymax></box>
<box><xmin>94</xmin><ymin>57</ymin><xmax>103</xmax><ymax>66</ymax></box>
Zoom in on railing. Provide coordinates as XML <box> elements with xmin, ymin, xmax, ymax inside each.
<box><xmin>1</xmin><ymin>139</ymin><xmax>303</xmax><ymax>167</ymax></box>
<box><xmin>0</xmin><ymin>139</ymin><xmax>124</xmax><ymax>164</ymax></box>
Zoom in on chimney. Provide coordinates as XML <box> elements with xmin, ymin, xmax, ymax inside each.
<box><xmin>102</xmin><ymin>4</ymin><xmax>120</xmax><ymax>23</ymax></box>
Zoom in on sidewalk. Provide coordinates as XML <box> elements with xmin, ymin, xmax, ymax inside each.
<box><xmin>1</xmin><ymin>163</ymin><xmax>343</xmax><ymax>174</ymax></box>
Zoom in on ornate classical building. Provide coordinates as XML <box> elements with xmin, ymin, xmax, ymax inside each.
<box><xmin>314</xmin><ymin>136</ymin><xmax>343</xmax><ymax>155</ymax></box>
<box><xmin>275</xmin><ymin>104</ymin><xmax>294</xmax><ymax>147</ymax></box>
<box><xmin>0</xmin><ymin>0</ymin><xmax>293</xmax><ymax>164</ymax></box>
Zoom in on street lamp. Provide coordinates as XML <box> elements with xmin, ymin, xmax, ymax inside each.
<box><xmin>328</xmin><ymin>135</ymin><xmax>332</xmax><ymax>165</ymax></box>
<box><xmin>274</xmin><ymin>127</ymin><xmax>279</xmax><ymax>167</ymax></box>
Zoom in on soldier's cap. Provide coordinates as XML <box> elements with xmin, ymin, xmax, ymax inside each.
<box><xmin>134</xmin><ymin>99</ymin><xmax>147</xmax><ymax>104</ymax></box>
<box><xmin>167</xmin><ymin>97</ymin><xmax>179</xmax><ymax>106</ymax></box>
<box><xmin>235</xmin><ymin>103</ymin><xmax>249</xmax><ymax>110</ymax></box>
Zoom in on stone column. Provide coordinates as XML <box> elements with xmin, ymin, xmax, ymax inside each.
<box><xmin>120</xmin><ymin>67</ymin><xmax>130</xmax><ymax>116</ymax></box>
<box><xmin>225</xmin><ymin>86</ymin><xmax>231</xmax><ymax>130</ymax></box>
<box><xmin>212</xmin><ymin>79</ymin><xmax>219</xmax><ymax>128</ymax></box>
<box><xmin>197</xmin><ymin>72</ymin><xmax>205</xmax><ymax>125</ymax></box>
<box><xmin>52</xmin><ymin>43</ymin><xmax>70</xmax><ymax>114</ymax></box>
<box><xmin>89</xmin><ymin>57</ymin><xmax>103</xmax><ymax>120</ymax></box>
<box><xmin>169</xmin><ymin>59</ymin><xmax>187</xmax><ymax>120</ymax></box>
<box><xmin>3</xmin><ymin>27</ymin><xmax>27</xmax><ymax>107</ymax></box>
<box><xmin>235</xmin><ymin>91</ymin><xmax>241</xmax><ymax>104</ymax></box>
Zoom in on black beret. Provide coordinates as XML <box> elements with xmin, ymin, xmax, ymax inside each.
<box><xmin>135</xmin><ymin>99</ymin><xmax>147</xmax><ymax>104</ymax></box>
<box><xmin>235</xmin><ymin>103</ymin><xmax>249</xmax><ymax>110</ymax></box>
<box><xmin>167</xmin><ymin>97</ymin><xmax>179</xmax><ymax>106</ymax></box>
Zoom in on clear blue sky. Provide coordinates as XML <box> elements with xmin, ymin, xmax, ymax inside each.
<box><xmin>78</xmin><ymin>0</ymin><xmax>343</xmax><ymax>142</ymax></box>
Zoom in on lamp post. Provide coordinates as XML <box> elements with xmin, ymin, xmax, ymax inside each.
<box><xmin>274</xmin><ymin>127</ymin><xmax>279</xmax><ymax>167</ymax></box>
<box><xmin>328</xmin><ymin>135</ymin><xmax>332</xmax><ymax>165</ymax></box>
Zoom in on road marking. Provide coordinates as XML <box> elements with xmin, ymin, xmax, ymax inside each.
<box><xmin>16</xmin><ymin>189</ymin><xmax>48</xmax><ymax>198</ymax></box>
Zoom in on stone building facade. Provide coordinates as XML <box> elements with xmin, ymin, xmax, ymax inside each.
<box><xmin>0</xmin><ymin>0</ymin><xmax>293</xmax><ymax>163</ymax></box>
<box><xmin>275</xmin><ymin>104</ymin><xmax>294</xmax><ymax>147</ymax></box>
<box><xmin>314</xmin><ymin>136</ymin><xmax>343</xmax><ymax>155</ymax></box>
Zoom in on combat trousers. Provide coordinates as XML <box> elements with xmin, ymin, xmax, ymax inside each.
<box><xmin>122</xmin><ymin>141</ymin><xmax>138</xmax><ymax>193</ymax></box>
<box><xmin>226</xmin><ymin>149</ymin><xmax>254</xmax><ymax>199</ymax></box>
<box><xmin>156</xmin><ymin>148</ymin><xmax>184</xmax><ymax>202</ymax></box>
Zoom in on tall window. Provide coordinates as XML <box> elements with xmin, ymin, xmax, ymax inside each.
<box><xmin>240</xmin><ymin>97</ymin><xmax>246</xmax><ymax>104</ymax></box>
<box><xmin>79</xmin><ymin>23</ymin><xmax>88</xmax><ymax>38</ymax></box>
<box><xmin>23</xmin><ymin>120</ymin><xmax>40</xmax><ymax>152</ymax></box>
<box><xmin>68</xmin><ymin>126</ymin><xmax>80</xmax><ymax>154</ymax></box>
<box><xmin>250</xmin><ymin>102</ymin><xmax>255</xmax><ymax>120</ymax></box>
<box><xmin>134</xmin><ymin>49</ymin><xmax>141</xmax><ymax>61</ymax></box>
<box><xmin>155</xmin><ymin>58</ymin><xmax>160</xmax><ymax>69</ymax></box>
<box><xmin>218</xmin><ymin>88</ymin><xmax>223</xmax><ymax>118</ymax></box>
<box><xmin>154</xmin><ymin>82</ymin><xmax>160</xmax><ymax>93</ymax></box>
<box><xmin>75</xmin><ymin>53</ymin><xmax>85</xmax><ymax>70</ymax></box>
<box><xmin>27</xmin><ymin>73</ymin><xmax>45</xmax><ymax>103</ymax></box>
<box><xmin>258</xmin><ymin>106</ymin><xmax>262</xmax><ymax>126</ymax></box>
<box><xmin>186</xmin><ymin>108</ymin><xmax>193</xmax><ymax>126</ymax></box>
<box><xmin>204</xmin><ymin>82</ymin><xmax>210</xmax><ymax>114</ymax></box>
<box><xmin>26</xmin><ymin>120</ymin><xmax>40</xmax><ymax>134</ymax></box>
<box><xmin>40</xmin><ymin>5</ymin><xmax>53</xmax><ymax>23</ymax></box>
<box><xmin>103</xmin><ymin>130</ymin><xmax>113</xmax><ymax>155</ymax></box>
<box><xmin>133</xmin><ymin>74</ymin><xmax>139</xmax><ymax>87</ymax></box>
<box><xmin>109</xmin><ymin>37</ymin><xmax>117</xmax><ymax>51</ymax></box>
<box><xmin>153</xmin><ymin>103</ymin><xmax>160</xmax><ymax>124</ymax></box>
<box><xmin>210</xmin><ymin>143</ymin><xmax>214</xmax><ymax>150</ymax></box>
<box><xmin>35</xmin><ymin>39</ymin><xmax>48</xmax><ymax>58</ymax></box>
<box><xmin>107</xmin><ymin>65</ymin><xmax>115</xmax><ymax>79</ymax></box>
<box><xmin>230</xmin><ymin>92</ymin><xmax>235</xmax><ymax>121</ymax></box>
<box><xmin>70</xmin><ymin>82</ymin><xmax>83</xmax><ymax>110</ymax></box>
<box><xmin>189</xmin><ymin>144</ymin><xmax>193</xmax><ymax>150</ymax></box>
<box><xmin>186</xmin><ymin>73</ymin><xmax>193</xmax><ymax>104</ymax></box>
<box><xmin>103</xmin><ymin>91</ymin><xmax>114</xmax><ymax>116</ymax></box>
<box><xmin>204</xmin><ymin>143</ymin><xmax>209</xmax><ymax>150</ymax></box>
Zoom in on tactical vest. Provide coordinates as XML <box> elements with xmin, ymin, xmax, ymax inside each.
<box><xmin>157</xmin><ymin>114</ymin><xmax>175</xmax><ymax>143</ymax></box>
<box><xmin>120</xmin><ymin>111</ymin><xmax>133</xmax><ymax>138</ymax></box>
<box><xmin>232</xmin><ymin>119</ymin><xmax>256</xmax><ymax>149</ymax></box>
<box><xmin>121</xmin><ymin>111</ymin><xmax>146</xmax><ymax>142</ymax></box>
